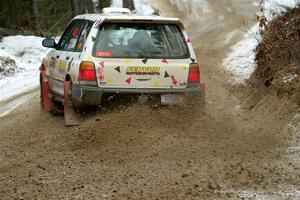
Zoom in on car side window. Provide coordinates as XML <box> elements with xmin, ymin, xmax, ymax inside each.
<box><xmin>57</xmin><ymin>19</ymin><xmax>83</xmax><ymax>51</ymax></box>
<box><xmin>75</xmin><ymin>21</ymin><xmax>93</xmax><ymax>51</ymax></box>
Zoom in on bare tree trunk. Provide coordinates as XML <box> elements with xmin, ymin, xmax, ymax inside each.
<box><xmin>84</xmin><ymin>0</ymin><xmax>94</xmax><ymax>13</ymax></box>
<box><xmin>123</xmin><ymin>0</ymin><xmax>135</xmax><ymax>10</ymax></box>
<box><xmin>71</xmin><ymin>0</ymin><xmax>80</xmax><ymax>16</ymax></box>
<box><xmin>31</xmin><ymin>0</ymin><xmax>38</xmax><ymax>31</ymax></box>
<box><xmin>99</xmin><ymin>0</ymin><xmax>112</xmax><ymax>11</ymax></box>
<box><xmin>91</xmin><ymin>0</ymin><xmax>99</xmax><ymax>12</ymax></box>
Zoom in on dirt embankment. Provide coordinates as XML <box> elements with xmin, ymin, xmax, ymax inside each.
<box><xmin>251</xmin><ymin>7</ymin><xmax>300</xmax><ymax>99</ymax></box>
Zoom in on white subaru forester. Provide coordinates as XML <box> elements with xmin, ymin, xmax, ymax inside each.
<box><xmin>40</xmin><ymin>8</ymin><xmax>205</xmax><ymax>125</ymax></box>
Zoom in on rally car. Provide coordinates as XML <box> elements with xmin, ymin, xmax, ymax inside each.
<box><xmin>40</xmin><ymin>8</ymin><xmax>205</xmax><ymax>125</ymax></box>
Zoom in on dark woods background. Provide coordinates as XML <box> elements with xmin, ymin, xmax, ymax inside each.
<box><xmin>0</xmin><ymin>0</ymin><xmax>135</xmax><ymax>36</ymax></box>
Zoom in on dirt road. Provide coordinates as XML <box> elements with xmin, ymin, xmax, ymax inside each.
<box><xmin>1</xmin><ymin>1</ymin><xmax>300</xmax><ymax>199</ymax></box>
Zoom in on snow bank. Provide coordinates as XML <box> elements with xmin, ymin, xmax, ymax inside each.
<box><xmin>223</xmin><ymin>0</ymin><xmax>298</xmax><ymax>84</ymax></box>
<box><xmin>0</xmin><ymin>36</ymin><xmax>49</xmax><ymax>102</ymax></box>
<box><xmin>223</xmin><ymin>24</ymin><xmax>260</xmax><ymax>84</ymax></box>
<box><xmin>262</xmin><ymin>0</ymin><xmax>299</xmax><ymax>20</ymax></box>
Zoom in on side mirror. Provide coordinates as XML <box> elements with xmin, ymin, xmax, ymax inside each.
<box><xmin>42</xmin><ymin>38</ymin><xmax>56</xmax><ymax>48</ymax></box>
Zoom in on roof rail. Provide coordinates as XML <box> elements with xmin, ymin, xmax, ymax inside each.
<box><xmin>101</xmin><ymin>7</ymin><xmax>131</xmax><ymax>14</ymax></box>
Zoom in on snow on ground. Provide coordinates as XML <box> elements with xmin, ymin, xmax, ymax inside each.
<box><xmin>0</xmin><ymin>35</ymin><xmax>50</xmax><ymax>102</ymax></box>
<box><xmin>170</xmin><ymin>0</ymin><xmax>211</xmax><ymax>17</ymax></box>
<box><xmin>133</xmin><ymin>0</ymin><xmax>154</xmax><ymax>15</ymax></box>
<box><xmin>262</xmin><ymin>0</ymin><xmax>299</xmax><ymax>20</ymax></box>
<box><xmin>111</xmin><ymin>0</ymin><xmax>154</xmax><ymax>15</ymax></box>
<box><xmin>223</xmin><ymin>24</ymin><xmax>260</xmax><ymax>84</ymax></box>
<box><xmin>223</xmin><ymin>0</ymin><xmax>298</xmax><ymax>84</ymax></box>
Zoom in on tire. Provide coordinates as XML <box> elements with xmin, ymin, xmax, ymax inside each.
<box><xmin>40</xmin><ymin>73</ymin><xmax>43</xmax><ymax>104</ymax></box>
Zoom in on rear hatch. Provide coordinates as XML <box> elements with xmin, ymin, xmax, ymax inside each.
<box><xmin>92</xmin><ymin>21</ymin><xmax>191</xmax><ymax>89</ymax></box>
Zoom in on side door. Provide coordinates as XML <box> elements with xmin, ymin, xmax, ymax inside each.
<box><xmin>49</xmin><ymin>19</ymin><xmax>84</xmax><ymax>96</ymax></box>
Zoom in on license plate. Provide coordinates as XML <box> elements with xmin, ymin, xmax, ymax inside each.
<box><xmin>161</xmin><ymin>94</ymin><xmax>184</xmax><ymax>105</ymax></box>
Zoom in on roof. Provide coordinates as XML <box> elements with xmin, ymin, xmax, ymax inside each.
<box><xmin>73</xmin><ymin>13</ymin><xmax>181</xmax><ymax>24</ymax></box>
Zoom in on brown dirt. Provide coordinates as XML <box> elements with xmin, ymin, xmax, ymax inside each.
<box><xmin>0</xmin><ymin>1</ymin><xmax>300</xmax><ymax>200</ymax></box>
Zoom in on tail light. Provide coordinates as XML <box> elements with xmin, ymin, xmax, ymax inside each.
<box><xmin>188</xmin><ymin>63</ymin><xmax>200</xmax><ymax>86</ymax></box>
<box><xmin>79</xmin><ymin>61</ymin><xmax>96</xmax><ymax>82</ymax></box>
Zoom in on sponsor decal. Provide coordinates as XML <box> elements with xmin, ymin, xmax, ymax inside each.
<box><xmin>171</xmin><ymin>75</ymin><xmax>178</xmax><ymax>85</ymax></box>
<box><xmin>142</xmin><ymin>59</ymin><xmax>148</xmax><ymax>64</ymax></box>
<box><xmin>125</xmin><ymin>58</ymin><xmax>131</xmax><ymax>65</ymax></box>
<box><xmin>125</xmin><ymin>77</ymin><xmax>132</xmax><ymax>85</ymax></box>
<box><xmin>94</xmin><ymin>19</ymin><xmax>103</xmax><ymax>28</ymax></box>
<box><xmin>99</xmin><ymin>61</ymin><xmax>105</xmax><ymax>68</ymax></box>
<box><xmin>71</xmin><ymin>27</ymin><xmax>80</xmax><ymax>37</ymax></box>
<box><xmin>97</xmin><ymin>67</ymin><xmax>105</xmax><ymax>81</ymax></box>
<box><xmin>58</xmin><ymin>60</ymin><xmax>67</xmax><ymax>70</ymax></box>
<box><xmin>181</xmin><ymin>66</ymin><xmax>188</xmax><ymax>71</ymax></box>
<box><xmin>95</xmin><ymin>51</ymin><xmax>112</xmax><ymax>58</ymax></box>
<box><xmin>161</xmin><ymin>58</ymin><xmax>168</xmax><ymax>64</ymax></box>
<box><xmin>153</xmin><ymin>81</ymin><xmax>159</xmax><ymax>88</ymax></box>
<box><xmin>126</xmin><ymin>66</ymin><xmax>160</xmax><ymax>76</ymax></box>
<box><xmin>86</xmin><ymin>56</ymin><xmax>93</xmax><ymax>61</ymax></box>
<box><xmin>107</xmin><ymin>78</ymin><xmax>113</xmax><ymax>84</ymax></box>
<box><xmin>115</xmin><ymin>66</ymin><xmax>121</xmax><ymax>73</ymax></box>
<box><xmin>186</xmin><ymin>38</ymin><xmax>192</xmax><ymax>43</ymax></box>
<box><xmin>164</xmin><ymin>71</ymin><xmax>170</xmax><ymax>78</ymax></box>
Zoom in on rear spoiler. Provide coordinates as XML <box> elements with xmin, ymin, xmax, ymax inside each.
<box><xmin>100</xmin><ymin>17</ymin><xmax>185</xmax><ymax>29</ymax></box>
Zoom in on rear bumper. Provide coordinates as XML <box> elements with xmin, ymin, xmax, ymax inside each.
<box><xmin>102</xmin><ymin>87</ymin><xmax>205</xmax><ymax>93</ymax></box>
<box><xmin>71</xmin><ymin>83</ymin><xmax>205</xmax><ymax>106</ymax></box>
<box><xmin>73</xmin><ymin>84</ymin><xmax>205</xmax><ymax>94</ymax></box>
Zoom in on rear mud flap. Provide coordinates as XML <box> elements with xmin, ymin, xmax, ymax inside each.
<box><xmin>200</xmin><ymin>83</ymin><xmax>206</xmax><ymax>94</ymax></box>
<box><xmin>185</xmin><ymin>83</ymin><xmax>206</xmax><ymax>106</ymax></box>
<box><xmin>64</xmin><ymin>81</ymin><xmax>80</xmax><ymax>126</ymax></box>
<box><xmin>41</xmin><ymin>70</ymin><xmax>53</xmax><ymax>111</ymax></box>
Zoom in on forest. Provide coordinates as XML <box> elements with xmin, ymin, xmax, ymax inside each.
<box><xmin>0</xmin><ymin>0</ymin><xmax>135</xmax><ymax>36</ymax></box>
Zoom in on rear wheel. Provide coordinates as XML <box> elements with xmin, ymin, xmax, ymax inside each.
<box><xmin>40</xmin><ymin>73</ymin><xmax>43</xmax><ymax>104</ymax></box>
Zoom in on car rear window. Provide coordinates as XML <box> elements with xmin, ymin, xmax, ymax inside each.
<box><xmin>93</xmin><ymin>22</ymin><xmax>190</xmax><ymax>59</ymax></box>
